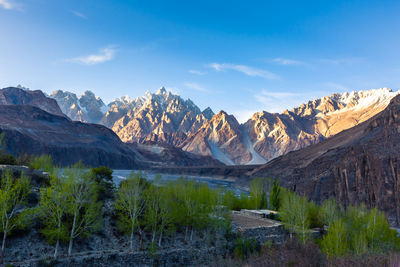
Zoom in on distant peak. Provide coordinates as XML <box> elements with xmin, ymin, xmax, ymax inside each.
<box><xmin>82</xmin><ymin>90</ymin><xmax>95</xmax><ymax>97</ymax></box>
<box><xmin>156</xmin><ymin>87</ymin><xmax>167</xmax><ymax>95</ymax></box>
<box><xmin>16</xmin><ymin>84</ymin><xmax>30</xmax><ymax>91</ymax></box>
<box><xmin>216</xmin><ymin>110</ymin><xmax>229</xmax><ymax>117</ymax></box>
<box><xmin>202</xmin><ymin>107</ymin><xmax>214</xmax><ymax>120</ymax></box>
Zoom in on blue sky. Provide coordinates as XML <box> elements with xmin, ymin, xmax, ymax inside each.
<box><xmin>1</xmin><ymin>0</ymin><xmax>400</xmax><ymax>122</ymax></box>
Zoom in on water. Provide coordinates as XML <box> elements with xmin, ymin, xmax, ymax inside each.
<box><xmin>112</xmin><ymin>169</ymin><xmax>247</xmax><ymax>195</ymax></box>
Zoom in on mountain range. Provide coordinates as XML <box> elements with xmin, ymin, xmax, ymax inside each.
<box><xmin>249</xmin><ymin>93</ymin><xmax>400</xmax><ymax>225</ymax></box>
<box><xmin>0</xmin><ymin>87</ymin><xmax>220</xmax><ymax>168</ymax></box>
<box><xmin>49</xmin><ymin>86</ymin><xmax>399</xmax><ymax>165</ymax></box>
<box><xmin>2</xmin><ymin>85</ymin><xmax>400</xmax><ymax>224</ymax></box>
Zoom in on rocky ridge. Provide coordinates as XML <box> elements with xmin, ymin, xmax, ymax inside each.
<box><xmin>49</xmin><ymin>86</ymin><xmax>399</xmax><ymax>165</ymax></box>
<box><xmin>0</xmin><ymin>87</ymin><xmax>66</xmax><ymax>117</ymax></box>
<box><xmin>50</xmin><ymin>90</ymin><xmax>107</xmax><ymax>123</ymax></box>
<box><xmin>0</xmin><ymin>87</ymin><xmax>221</xmax><ymax>168</ymax></box>
<box><xmin>249</xmin><ymin>94</ymin><xmax>400</xmax><ymax>225</ymax></box>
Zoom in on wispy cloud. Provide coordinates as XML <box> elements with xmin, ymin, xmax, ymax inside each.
<box><xmin>66</xmin><ymin>47</ymin><xmax>116</xmax><ymax>65</ymax></box>
<box><xmin>189</xmin><ymin>70</ymin><xmax>206</xmax><ymax>75</ymax></box>
<box><xmin>207</xmin><ymin>63</ymin><xmax>279</xmax><ymax>80</ymax></box>
<box><xmin>254</xmin><ymin>90</ymin><xmax>301</xmax><ymax>113</ymax></box>
<box><xmin>71</xmin><ymin>10</ymin><xmax>87</xmax><ymax>19</ymax></box>
<box><xmin>184</xmin><ymin>82</ymin><xmax>208</xmax><ymax>92</ymax></box>
<box><xmin>0</xmin><ymin>0</ymin><xmax>21</xmax><ymax>11</ymax></box>
<box><xmin>272</xmin><ymin>58</ymin><xmax>304</xmax><ymax>65</ymax></box>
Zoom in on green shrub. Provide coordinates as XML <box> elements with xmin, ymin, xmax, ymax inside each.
<box><xmin>0</xmin><ymin>153</ymin><xmax>16</xmax><ymax>165</ymax></box>
<box><xmin>31</xmin><ymin>155</ymin><xmax>54</xmax><ymax>173</ymax></box>
<box><xmin>16</xmin><ymin>154</ymin><xmax>33</xmax><ymax>166</ymax></box>
<box><xmin>233</xmin><ymin>237</ymin><xmax>258</xmax><ymax>260</ymax></box>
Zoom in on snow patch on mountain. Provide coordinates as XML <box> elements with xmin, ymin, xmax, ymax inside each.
<box><xmin>208</xmin><ymin>141</ymin><xmax>235</xmax><ymax>165</ymax></box>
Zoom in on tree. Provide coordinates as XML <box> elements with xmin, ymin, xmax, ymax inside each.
<box><xmin>157</xmin><ymin>187</ymin><xmax>174</xmax><ymax>247</ymax></box>
<box><xmin>279</xmin><ymin>190</ymin><xmax>310</xmax><ymax>243</ymax></box>
<box><xmin>250</xmin><ymin>178</ymin><xmax>264</xmax><ymax>209</ymax></box>
<box><xmin>364</xmin><ymin>207</ymin><xmax>399</xmax><ymax>252</ymax></box>
<box><xmin>64</xmin><ymin>164</ymin><xmax>102</xmax><ymax>256</ymax></box>
<box><xmin>143</xmin><ymin>184</ymin><xmax>161</xmax><ymax>244</ymax></box>
<box><xmin>269</xmin><ymin>179</ymin><xmax>281</xmax><ymax>211</ymax></box>
<box><xmin>0</xmin><ymin>133</ymin><xmax>16</xmax><ymax>165</ymax></box>
<box><xmin>90</xmin><ymin>166</ymin><xmax>114</xmax><ymax>200</ymax></box>
<box><xmin>39</xmin><ymin>168</ymin><xmax>69</xmax><ymax>260</ymax></box>
<box><xmin>279</xmin><ymin>190</ymin><xmax>297</xmax><ymax>239</ymax></box>
<box><xmin>115</xmin><ymin>175</ymin><xmax>146</xmax><ymax>250</ymax></box>
<box><xmin>321</xmin><ymin>219</ymin><xmax>348</xmax><ymax>257</ymax></box>
<box><xmin>320</xmin><ymin>198</ymin><xmax>340</xmax><ymax>227</ymax></box>
<box><xmin>0</xmin><ymin>170</ymin><xmax>31</xmax><ymax>264</ymax></box>
<box><xmin>293</xmin><ymin>195</ymin><xmax>310</xmax><ymax>244</ymax></box>
<box><xmin>31</xmin><ymin>154</ymin><xmax>54</xmax><ymax>173</ymax></box>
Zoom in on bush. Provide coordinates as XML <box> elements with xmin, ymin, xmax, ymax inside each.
<box><xmin>320</xmin><ymin>205</ymin><xmax>400</xmax><ymax>257</ymax></box>
<box><xmin>16</xmin><ymin>154</ymin><xmax>33</xmax><ymax>166</ymax></box>
<box><xmin>233</xmin><ymin>237</ymin><xmax>259</xmax><ymax>260</ymax></box>
<box><xmin>247</xmin><ymin>238</ymin><xmax>324</xmax><ymax>267</ymax></box>
<box><xmin>30</xmin><ymin>155</ymin><xmax>54</xmax><ymax>173</ymax></box>
<box><xmin>0</xmin><ymin>153</ymin><xmax>16</xmax><ymax>165</ymax></box>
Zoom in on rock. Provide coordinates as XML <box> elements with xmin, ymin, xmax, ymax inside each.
<box><xmin>50</xmin><ymin>90</ymin><xmax>107</xmax><ymax>123</ymax></box>
<box><xmin>0</xmin><ymin>87</ymin><xmax>65</xmax><ymax>117</ymax></box>
<box><xmin>0</xmin><ymin>105</ymin><xmax>139</xmax><ymax>168</ymax></box>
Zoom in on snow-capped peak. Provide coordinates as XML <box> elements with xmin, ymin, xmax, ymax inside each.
<box><xmin>156</xmin><ymin>87</ymin><xmax>167</xmax><ymax>95</ymax></box>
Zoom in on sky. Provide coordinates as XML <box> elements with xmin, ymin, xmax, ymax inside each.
<box><xmin>1</xmin><ymin>0</ymin><xmax>400</xmax><ymax>122</ymax></box>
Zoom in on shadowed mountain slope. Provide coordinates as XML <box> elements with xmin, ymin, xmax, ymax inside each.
<box><xmin>250</xmin><ymin>94</ymin><xmax>400</xmax><ymax>224</ymax></box>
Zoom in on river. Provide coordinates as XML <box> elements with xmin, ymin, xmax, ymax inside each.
<box><xmin>112</xmin><ymin>169</ymin><xmax>247</xmax><ymax>195</ymax></box>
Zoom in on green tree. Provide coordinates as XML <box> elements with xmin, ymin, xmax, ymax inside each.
<box><xmin>64</xmin><ymin>164</ymin><xmax>102</xmax><ymax>256</ymax></box>
<box><xmin>31</xmin><ymin>154</ymin><xmax>54</xmax><ymax>173</ymax></box>
<box><xmin>0</xmin><ymin>133</ymin><xmax>16</xmax><ymax>165</ymax></box>
<box><xmin>269</xmin><ymin>179</ymin><xmax>281</xmax><ymax>211</ymax></box>
<box><xmin>279</xmin><ymin>190</ymin><xmax>311</xmax><ymax>243</ymax></box>
<box><xmin>39</xmin><ymin>169</ymin><xmax>69</xmax><ymax>260</ymax></box>
<box><xmin>0</xmin><ymin>170</ymin><xmax>31</xmax><ymax>264</ymax></box>
<box><xmin>250</xmin><ymin>178</ymin><xmax>264</xmax><ymax>209</ymax></box>
<box><xmin>90</xmin><ymin>166</ymin><xmax>114</xmax><ymax>200</ymax></box>
<box><xmin>115</xmin><ymin>175</ymin><xmax>146</xmax><ymax>250</ymax></box>
<box><xmin>364</xmin><ymin>207</ymin><xmax>399</xmax><ymax>252</ymax></box>
<box><xmin>143</xmin><ymin>184</ymin><xmax>161</xmax><ymax>244</ymax></box>
<box><xmin>320</xmin><ymin>198</ymin><xmax>340</xmax><ymax>227</ymax></box>
<box><xmin>157</xmin><ymin>187</ymin><xmax>174</xmax><ymax>247</ymax></box>
<box><xmin>321</xmin><ymin>219</ymin><xmax>348</xmax><ymax>257</ymax></box>
<box><xmin>279</xmin><ymin>190</ymin><xmax>297</xmax><ymax>238</ymax></box>
<box><xmin>294</xmin><ymin>195</ymin><xmax>310</xmax><ymax>244</ymax></box>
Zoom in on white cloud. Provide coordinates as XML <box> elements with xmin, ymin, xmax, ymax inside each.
<box><xmin>0</xmin><ymin>0</ymin><xmax>20</xmax><ymax>10</ymax></box>
<box><xmin>71</xmin><ymin>10</ymin><xmax>87</xmax><ymax>19</ymax></box>
<box><xmin>67</xmin><ymin>47</ymin><xmax>116</xmax><ymax>65</ymax></box>
<box><xmin>273</xmin><ymin>58</ymin><xmax>304</xmax><ymax>65</ymax></box>
<box><xmin>207</xmin><ymin>63</ymin><xmax>279</xmax><ymax>80</ymax></box>
<box><xmin>189</xmin><ymin>70</ymin><xmax>206</xmax><ymax>75</ymax></box>
<box><xmin>184</xmin><ymin>82</ymin><xmax>208</xmax><ymax>92</ymax></box>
